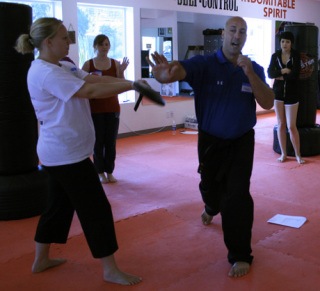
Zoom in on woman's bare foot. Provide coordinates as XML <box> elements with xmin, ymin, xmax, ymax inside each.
<box><xmin>102</xmin><ymin>254</ymin><xmax>142</xmax><ymax>286</ymax></box>
<box><xmin>228</xmin><ymin>261</ymin><xmax>250</xmax><ymax>278</ymax></box>
<box><xmin>277</xmin><ymin>155</ymin><xmax>287</xmax><ymax>163</ymax></box>
<box><xmin>104</xmin><ymin>269</ymin><xmax>142</xmax><ymax>285</ymax></box>
<box><xmin>106</xmin><ymin>173</ymin><xmax>117</xmax><ymax>183</ymax></box>
<box><xmin>99</xmin><ymin>173</ymin><xmax>108</xmax><ymax>184</ymax></box>
<box><xmin>32</xmin><ymin>258</ymin><xmax>67</xmax><ymax>273</ymax></box>
<box><xmin>201</xmin><ymin>209</ymin><xmax>213</xmax><ymax>225</ymax></box>
<box><xmin>296</xmin><ymin>156</ymin><xmax>305</xmax><ymax>164</ymax></box>
<box><xmin>32</xmin><ymin>242</ymin><xmax>66</xmax><ymax>273</ymax></box>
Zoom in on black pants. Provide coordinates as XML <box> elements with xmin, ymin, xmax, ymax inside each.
<box><xmin>35</xmin><ymin>158</ymin><xmax>118</xmax><ymax>258</ymax></box>
<box><xmin>198</xmin><ymin>129</ymin><xmax>254</xmax><ymax>264</ymax></box>
<box><xmin>92</xmin><ymin>112</ymin><xmax>120</xmax><ymax>174</ymax></box>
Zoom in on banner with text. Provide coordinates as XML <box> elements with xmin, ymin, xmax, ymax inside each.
<box><xmin>177</xmin><ymin>0</ymin><xmax>297</xmax><ymax>20</ymax></box>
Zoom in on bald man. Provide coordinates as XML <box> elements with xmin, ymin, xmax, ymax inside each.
<box><xmin>147</xmin><ymin>16</ymin><xmax>274</xmax><ymax>277</ymax></box>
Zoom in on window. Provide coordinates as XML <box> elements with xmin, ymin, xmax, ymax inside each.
<box><xmin>77</xmin><ymin>3</ymin><xmax>134</xmax><ymax>103</ymax></box>
<box><xmin>243</xmin><ymin>17</ymin><xmax>272</xmax><ymax>86</ymax></box>
<box><xmin>1</xmin><ymin>0</ymin><xmax>62</xmax><ymax>20</ymax></box>
<box><xmin>2</xmin><ymin>0</ymin><xmax>62</xmax><ymax>58</ymax></box>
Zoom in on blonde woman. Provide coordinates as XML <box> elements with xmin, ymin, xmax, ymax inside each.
<box><xmin>15</xmin><ymin>17</ymin><xmax>142</xmax><ymax>285</ymax></box>
<box><xmin>147</xmin><ymin>17</ymin><xmax>274</xmax><ymax>278</ymax></box>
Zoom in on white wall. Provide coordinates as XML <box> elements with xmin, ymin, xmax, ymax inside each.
<box><xmin>61</xmin><ymin>0</ymin><xmax>320</xmax><ymax>135</ymax></box>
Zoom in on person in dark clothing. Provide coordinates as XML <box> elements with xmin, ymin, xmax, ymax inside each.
<box><xmin>146</xmin><ymin>16</ymin><xmax>274</xmax><ymax>278</ymax></box>
<box><xmin>268</xmin><ymin>31</ymin><xmax>304</xmax><ymax>164</ymax></box>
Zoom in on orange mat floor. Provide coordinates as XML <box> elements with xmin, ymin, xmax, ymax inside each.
<box><xmin>1</xmin><ymin>111</ymin><xmax>320</xmax><ymax>291</ymax></box>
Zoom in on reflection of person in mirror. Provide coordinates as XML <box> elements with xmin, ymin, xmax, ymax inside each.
<box><xmin>147</xmin><ymin>16</ymin><xmax>274</xmax><ymax>278</ymax></box>
<box><xmin>163</xmin><ymin>43</ymin><xmax>172</xmax><ymax>62</ymax></box>
<box><xmin>82</xmin><ymin>34</ymin><xmax>130</xmax><ymax>184</ymax></box>
<box><xmin>161</xmin><ymin>83</ymin><xmax>174</xmax><ymax>97</ymax></box>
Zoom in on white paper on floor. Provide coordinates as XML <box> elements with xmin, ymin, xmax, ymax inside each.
<box><xmin>267</xmin><ymin>214</ymin><xmax>307</xmax><ymax>228</ymax></box>
<box><xmin>180</xmin><ymin>130</ymin><xmax>198</xmax><ymax>135</ymax></box>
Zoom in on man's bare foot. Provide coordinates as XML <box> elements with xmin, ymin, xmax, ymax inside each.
<box><xmin>277</xmin><ymin>155</ymin><xmax>287</xmax><ymax>163</ymax></box>
<box><xmin>32</xmin><ymin>258</ymin><xmax>67</xmax><ymax>273</ymax></box>
<box><xmin>228</xmin><ymin>261</ymin><xmax>250</xmax><ymax>278</ymax></box>
<box><xmin>296</xmin><ymin>156</ymin><xmax>305</xmax><ymax>164</ymax></box>
<box><xmin>102</xmin><ymin>254</ymin><xmax>142</xmax><ymax>285</ymax></box>
<box><xmin>201</xmin><ymin>209</ymin><xmax>213</xmax><ymax>225</ymax></box>
<box><xmin>103</xmin><ymin>269</ymin><xmax>142</xmax><ymax>285</ymax></box>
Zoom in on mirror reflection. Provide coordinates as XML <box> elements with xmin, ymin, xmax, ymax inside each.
<box><xmin>141</xmin><ymin>27</ymin><xmax>172</xmax><ymax>78</ymax></box>
<box><xmin>140</xmin><ymin>9</ymin><xmax>272</xmax><ymax>97</ymax></box>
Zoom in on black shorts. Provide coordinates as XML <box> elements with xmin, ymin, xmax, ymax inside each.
<box><xmin>275</xmin><ymin>95</ymin><xmax>299</xmax><ymax>105</ymax></box>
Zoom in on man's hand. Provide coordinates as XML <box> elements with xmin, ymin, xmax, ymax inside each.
<box><xmin>146</xmin><ymin>52</ymin><xmax>186</xmax><ymax>83</ymax></box>
<box><xmin>237</xmin><ymin>55</ymin><xmax>274</xmax><ymax>110</ymax></box>
<box><xmin>237</xmin><ymin>55</ymin><xmax>254</xmax><ymax>77</ymax></box>
<box><xmin>146</xmin><ymin>52</ymin><xmax>172</xmax><ymax>83</ymax></box>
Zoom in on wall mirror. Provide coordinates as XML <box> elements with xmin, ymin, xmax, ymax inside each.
<box><xmin>140</xmin><ymin>9</ymin><xmax>272</xmax><ymax>97</ymax></box>
<box><xmin>141</xmin><ymin>26</ymin><xmax>172</xmax><ymax>78</ymax></box>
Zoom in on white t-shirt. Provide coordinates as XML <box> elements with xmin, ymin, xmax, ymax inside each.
<box><xmin>28</xmin><ymin>59</ymin><xmax>95</xmax><ymax>166</ymax></box>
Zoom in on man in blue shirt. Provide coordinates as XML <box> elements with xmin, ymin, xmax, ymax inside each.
<box><xmin>147</xmin><ymin>16</ymin><xmax>274</xmax><ymax>278</ymax></box>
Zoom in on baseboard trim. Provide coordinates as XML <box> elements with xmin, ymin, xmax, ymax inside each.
<box><xmin>118</xmin><ymin>109</ymin><xmax>274</xmax><ymax>139</ymax></box>
<box><xmin>118</xmin><ymin>124</ymin><xmax>184</xmax><ymax>139</ymax></box>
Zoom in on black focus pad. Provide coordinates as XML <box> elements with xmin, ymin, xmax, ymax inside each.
<box><xmin>133</xmin><ymin>81</ymin><xmax>165</xmax><ymax>111</ymax></box>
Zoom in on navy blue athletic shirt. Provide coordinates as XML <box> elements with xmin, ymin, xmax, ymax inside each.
<box><xmin>180</xmin><ymin>49</ymin><xmax>266</xmax><ymax>139</ymax></box>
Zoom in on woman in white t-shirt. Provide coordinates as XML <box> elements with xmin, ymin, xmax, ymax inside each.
<box><xmin>15</xmin><ymin>17</ymin><xmax>142</xmax><ymax>286</ymax></box>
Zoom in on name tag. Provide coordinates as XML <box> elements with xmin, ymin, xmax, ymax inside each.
<box><xmin>241</xmin><ymin>83</ymin><xmax>252</xmax><ymax>93</ymax></box>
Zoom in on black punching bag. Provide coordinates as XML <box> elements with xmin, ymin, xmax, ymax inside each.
<box><xmin>0</xmin><ymin>3</ymin><xmax>47</xmax><ymax>220</ymax></box>
<box><xmin>273</xmin><ymin>24</ymin><xmax>320</xmax><ymax>157</ymax></box>
<box><xmin>287</xmin><ymin>24</ymin><xmax>318</xmax><ymax>127</ymax></box>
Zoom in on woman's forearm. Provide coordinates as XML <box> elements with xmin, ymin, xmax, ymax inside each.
<box><xmin>75</xmin><ymin>81</ymin><xmax>133</xmax><ymax>99</ymax></box>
